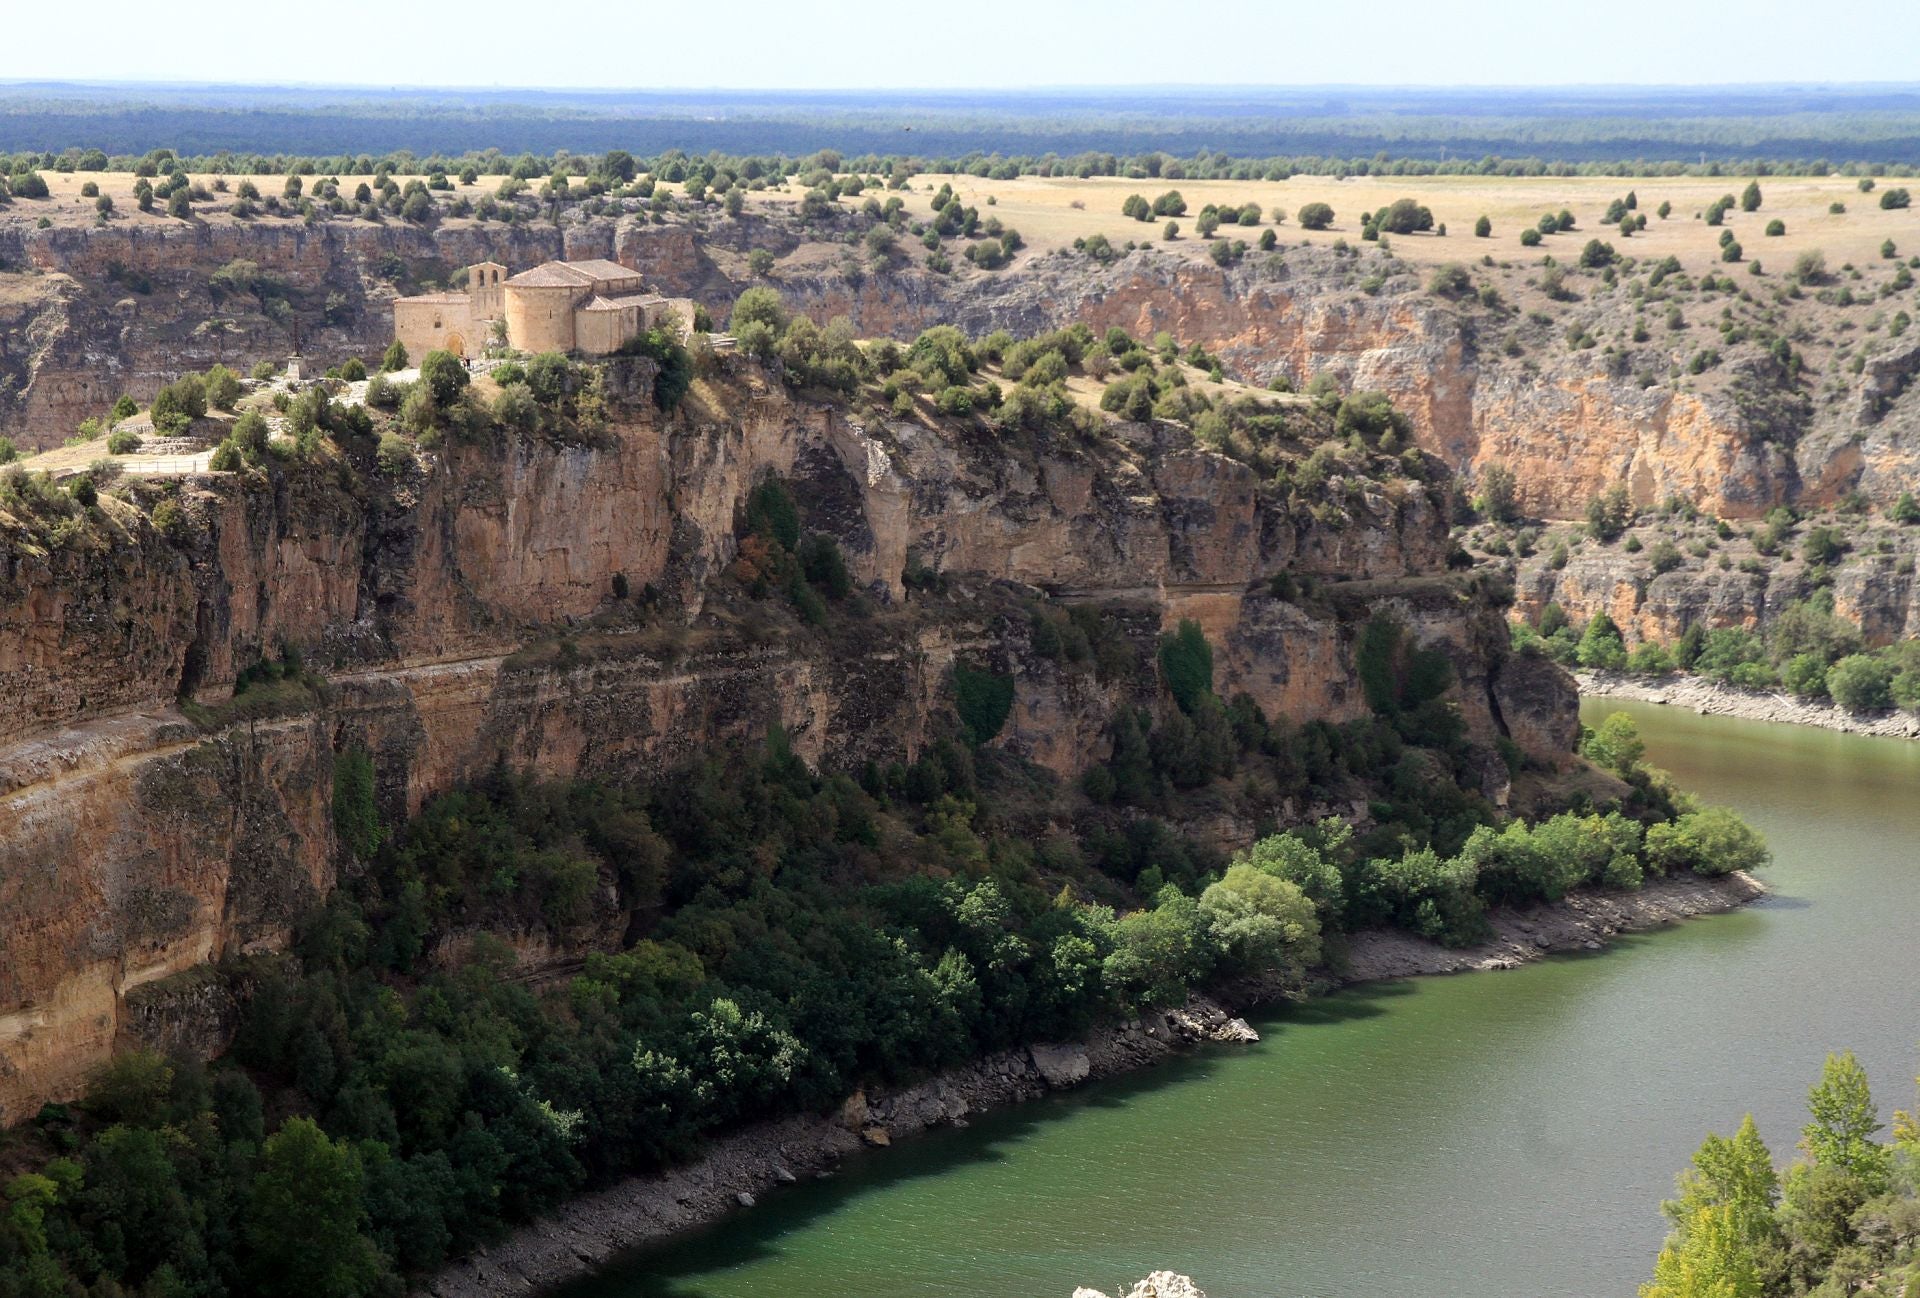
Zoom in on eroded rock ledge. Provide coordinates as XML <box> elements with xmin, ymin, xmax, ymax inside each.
<box><xmin>418</xmin><ymin>869</ymin><xmax>1762</xmax><ymax>1298</ymax></box>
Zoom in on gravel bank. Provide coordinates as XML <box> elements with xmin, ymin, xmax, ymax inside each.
<box><xmin>1579</xmin><ymin>670</ymin><xmax>1920</xmax><ymax>740</ymax></box>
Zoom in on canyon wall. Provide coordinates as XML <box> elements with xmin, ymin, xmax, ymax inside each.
<box><xmin>0</xmin><ymin>357</ymin><xmax>1568</xmax><ymax>1124</ymax></box>
<box><xmin>1508</xmin><ymin>522</ymin><xmax>1920</xmax><ymax>648</ymax></box>
<box><xmin>7</xmin><ymin>213</ymin><xmax>1916</xmax><ymax>519</ymax></box>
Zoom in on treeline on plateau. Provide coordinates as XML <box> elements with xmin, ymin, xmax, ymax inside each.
<box><xmin>1642</xmin><ymin>1050</ymin><xmax>1920</xmax><ymax>1298</ymax></box>
<box><xmin>5</xmin><ymin>138</ymin><xmax>1919</xmax><ymax>189</ymax></box>
<box><xmin>0</xmin><ymin>593</ymin><xmax>1766</xmax><ymax>1297</ymax></box>
<box><xmin>9</xmin><ymin>85</ymin><xmax>1920</xmax><ymax>167</ymax></box>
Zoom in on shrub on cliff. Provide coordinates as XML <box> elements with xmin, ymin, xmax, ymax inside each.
<box><xmin>1156</xmin><ymin>619</ymin><xmax>1215</xmax><ymax>714</ymax></box>
<box><xmin>1427</xmin><ymin>262</ymin><xmax>1472</xmax><ymax>298</ymax></box>
<box><xmin>952</xmin><ymin>663</ymin><xmax>1014</xmax><ymax>746</ymax></box>
<box><xmin>375</xmin><ymin>432</ymin><xmax>412</xmax><ymax>475</ymax></box>
<box><xmin>379</xmin><ymin>340</ymin><xmax>408</xmax><ymax>372</ymax></box>
<box><xmin>326</xmin><ymin>756</ymin><xmax>382</xmax><ymax>867</ymax></box>
<box><xmin>1333</xmin><ymin>390</ymin><xmax>1411</xmax><ymax>449</ymax></box>
<box><xmin>204</xmin><ymin>364</ymin><xmax>241</xmax><ymax>411</ymax></box>
<box><xmin>1585</xmin><ymin>485</ymin><xmax>1632</xmax><ymax>542</ymax></box>
<box><xmin>1474</xmin><ymin>463</ymin><xmax>1518</xmax><ymax>522</ymax></box>
<box><xmin>418</xmin><ymin>350</ymin><xmax>469</xmax><ymax>407</ymax></box>
<box><xmin>615</xmin><ymin>328</ymin><xmax>694</xmax><ymax>412</ymax></box>
<box><xmin>1297</xmin><ymin>201</ymin><xmax>1334</xmax><ymax>230</ymax></box>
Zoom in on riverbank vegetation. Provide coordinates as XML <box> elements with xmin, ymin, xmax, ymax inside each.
<box><xmin>1514</xmin><ymin>590</ymin><xmax>1920</xmax><ymax>717</ymax></box>
<box><xmin>1643</xmin><ymin>1050</ymin><xmax>1920</xmax><ymax>1298</ymax></box>
<box><xmin>0</xmin><ymin>637</ymin><xmax>1765</xmax><ymax>1298</ymax></box>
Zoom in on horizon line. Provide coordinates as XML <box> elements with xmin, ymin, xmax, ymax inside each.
<box><xmin>6</xmin><ymin>78</ymin><xmax>1920</xmax><ymax>97</ymax></box>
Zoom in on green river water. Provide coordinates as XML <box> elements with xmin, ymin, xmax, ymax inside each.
<box><xmin>568</xmin><ymin>700</ymin><xmax>1920</xmax><ymax>1298</ymax></box>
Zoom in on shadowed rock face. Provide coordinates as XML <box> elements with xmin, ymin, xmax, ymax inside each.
<box><xmin>0</xmin><ymin>354</ymin><xmax>1575</xmax><ymax>1124</ymax></box>
<box><xmin>5</xmin><ymin>214</ymin><xmax>1914</xmax><ymax>519</ymax></box>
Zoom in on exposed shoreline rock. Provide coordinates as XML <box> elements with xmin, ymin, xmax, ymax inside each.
<box><xmin>1579</xmin><ymin>670</ymin><xmax>1920</xmax><ymax>741</ymax></box>
<box><xmin>418</xmin><ymin>869</ymin><xmax>1763</xmax><ymax>1298</ymax></box>
<box><xmin>1075</xmin><ymin>1274</ymin><xmax>1206</xmax><ymax>1298</ymax></box>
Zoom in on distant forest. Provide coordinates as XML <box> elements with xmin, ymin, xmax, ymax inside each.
<box><xmin>5</xmin><ymin>83</ymin><xmax>1920</xmax><ymax>167</ymax></box>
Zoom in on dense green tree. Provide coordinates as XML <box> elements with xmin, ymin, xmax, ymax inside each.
<box><xmin>1644</xmin><ymin>807</ymin><xmax>1770</xmax><ymax>877</ymax></box>
<box><xmin>1584</xmin><ymin>712</ymin><xmax>1645</xmax><ymax>775</ymax></box>
<box><xmin>1198</xmin><ymin>865</ymin><xmax>1320</xmax><ymax>975</ymax></box>
<box><xmin>1827</xmin><ymin>654</ymin><xmax>1894</xmax><ymax>713</ymax></box>
<box><xmin>1157</xmin><ymin>619</ymin><xmax>1215</xmax><ymax>713</ymax></box>
<box><xmin>1800</xmin><ymin>1051</ymin><xmax>1892</xmax><ymax>1193</ymax></box>
<box><xmin>1576</xmin><ymin>612</ymin><xmax>1629</xmax><ymax>670</ymax></box>
<box><xmin>1642</xmin><ymin>1203</ymin><xmax>1764</xmax><ymax>1298</ymax></box>
<box><xmin>245</xmin><ymin>1118</ymin><xmax>385</xmax><ymax>1297</ymax></box>
<box><xmin>419</xmin><ymin>350</ymin><xmax>468</xmax><ymax>406</ymax></box>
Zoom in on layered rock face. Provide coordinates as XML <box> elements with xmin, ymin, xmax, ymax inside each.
<box><xmin>1506</xmin><ymin>518</ymin><xmax>1920</xmax><ymax>648</ymax></box>
<box><xmin>0</xmin><ymin>356</ymin><xmax>1568</xmax><ymax>1124</ymax></box>
<box><xmin>773</xmin><ymin>253</ymin><xmax>1837</xmax><ymax>521</ymax></box>
<box><xmin>7</xmin><ymin>213</ymin><xmax>1915</xmax><ymax>520</ymax></box>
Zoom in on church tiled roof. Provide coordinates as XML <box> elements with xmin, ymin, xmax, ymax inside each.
<box><xmin>580</xmin><ymin>293</ymin><xmax>667</xmax><ymax>311</ymax></box>
<box><xmin>505</xmin><ymin>262</ymin><xmax>597</xmax><ymax>287</ymax></box>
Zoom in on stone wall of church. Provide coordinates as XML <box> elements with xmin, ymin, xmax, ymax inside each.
<box><xmin>504</xmin><ymin>284</ymin><xmax>581</xmax><ymax>353</ymax></box>
<box><xmin>393</xmin><ymin>298</ymin><xmax>477</xmax><ymax>359</ymax></box>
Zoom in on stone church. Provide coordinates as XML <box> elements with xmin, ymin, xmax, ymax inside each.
<box><xmin>392</xmin><ymin>258</ymin><xmax>696</xmax><ymax>359</ymax></box>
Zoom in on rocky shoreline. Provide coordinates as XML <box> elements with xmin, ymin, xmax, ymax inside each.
<box><xmin>1579</xmin><ymin>670</ymin><xmax>1920</xmax><ymax>740</ymax></box>
<box><xmin>418</xmin><ymin>869</ymin><xmax>1764</xmax><ymax>1298</ymax></box>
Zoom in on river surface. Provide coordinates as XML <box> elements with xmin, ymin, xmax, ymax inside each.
<box><xmin>567</xmin><ymin>701</ymin><xmax>1920</xmax><ymax>1298</ymax></box>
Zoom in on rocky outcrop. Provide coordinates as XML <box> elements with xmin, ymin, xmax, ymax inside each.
<box><xmin>774</xmin><ymin>252</ymin><xmax>1828</xmax><ymax>520</ymax></box>
<box><xmin>1075</xmin><ymin>1275</ymin><xmax>1208</xmax><ymax>1298</ymax></box>
<box><xmin>1507</xmin><ymin>517</ymin><xmax>1920</xmax><ymax>649</ymax></box>
<box><xmin>0</xmin><ymin>354</ymin><xmax>1568</xmax><ymax>1124</ymax></box>
<box><xmin>9</xmin><ymin>210</ymin><xmax>1918</xmax><ymax>518</ymax></box>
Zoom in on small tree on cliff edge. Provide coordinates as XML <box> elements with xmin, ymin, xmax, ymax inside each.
<box><xmin>1157</xmin><ymin>619</ymin><xmax>1214</xmax><ymax>714</ymax></box>
<box><xmin>380</xmin><ymin>339</ymin><xmax>408</xmax><ymax>372</ymax></box>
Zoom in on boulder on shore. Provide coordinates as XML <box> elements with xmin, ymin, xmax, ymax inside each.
<box><xmin>1074</xmin><ymin>1273</ymin><xmax>1206</xmax><ymax>1298</ymax></box>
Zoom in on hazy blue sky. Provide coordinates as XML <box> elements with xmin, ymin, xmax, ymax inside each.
<box><xmin>14</xmin><ymin>0</ymin><xmax>1920</xmax><ymax>89</ymax></box>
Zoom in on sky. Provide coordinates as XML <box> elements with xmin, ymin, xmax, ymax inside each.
<box><xmin>11</xmin><ymin>0</ymin><xmax>1920</xmax><ymax>91</ymax></box>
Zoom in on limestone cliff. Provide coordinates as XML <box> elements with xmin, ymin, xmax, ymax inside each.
<box><xmin>6</xmin><ymin>210</ymin><xmax>1916</xmax><ymax>522</ymax></box>
<box><xmin>0</xmin><ymin>354</ymin><xmax>1567</xmax><ymax>1124</ymax></box>
<box><xmin>1498</xmin><ymin>515</ymin><xmax>1920</xmax><ymax>648</ymax></box>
